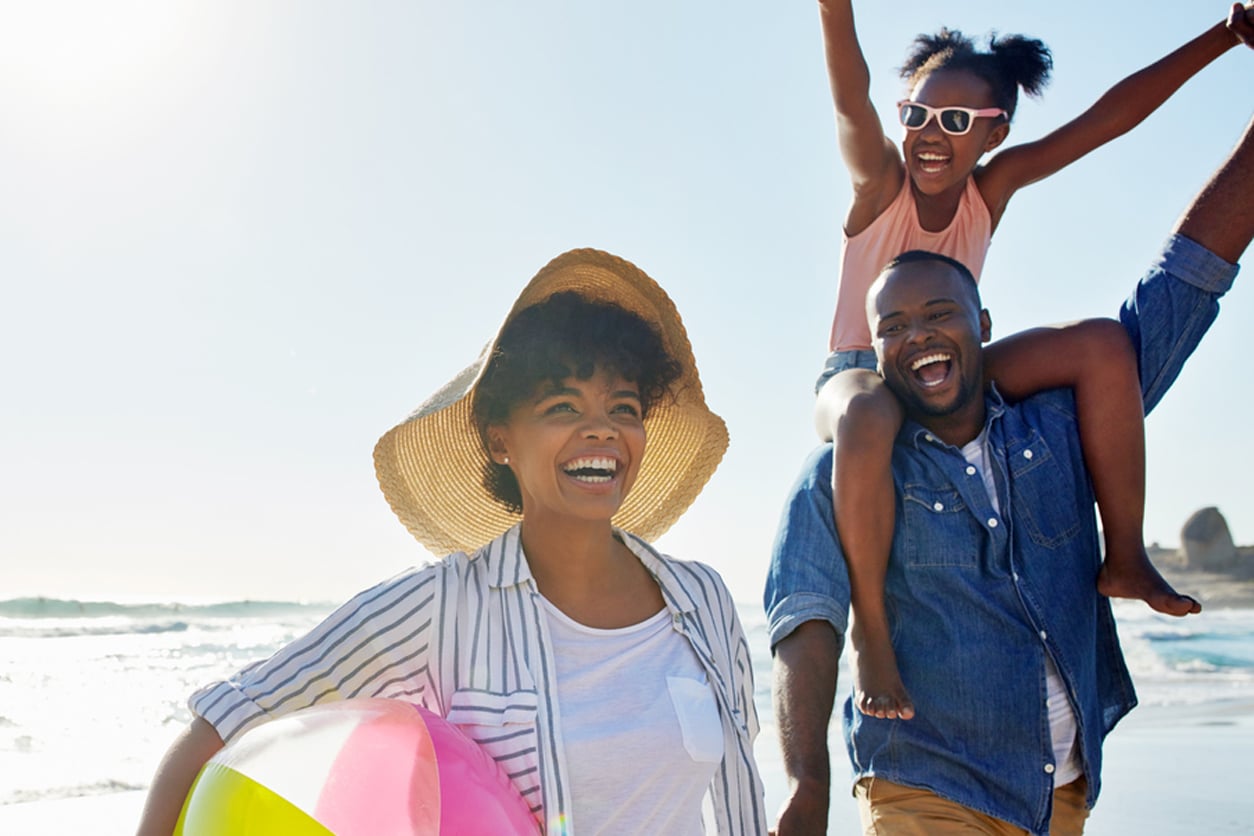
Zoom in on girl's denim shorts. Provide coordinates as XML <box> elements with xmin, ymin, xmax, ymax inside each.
<box><xmin>814</xmin><ymin>348</ymin><xmax>878</xmax><ymax>394</ymax></box>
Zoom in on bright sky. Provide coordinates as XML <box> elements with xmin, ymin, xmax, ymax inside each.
<box><xmin>2</xmin><ymin>1</ymin><xmax>1251</xmax><ymax>605</ymax></box>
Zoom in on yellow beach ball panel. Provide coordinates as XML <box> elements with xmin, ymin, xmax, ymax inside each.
<box><xmin>174</xmin><ymin>762</ymin><xmax>332</xmax><ymax>835</ymax></box>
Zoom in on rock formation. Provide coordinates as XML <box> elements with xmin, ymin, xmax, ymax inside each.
<box><xmin>1180</xmin><ymin>506</ymin><xmax>1238</xmax><ymax>571</ymax></box>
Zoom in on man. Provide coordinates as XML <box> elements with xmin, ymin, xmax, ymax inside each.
<box><xmin>765</xmin><ymin>114</ymin><xmax>1254</xmax><ymax>836</ymax></box>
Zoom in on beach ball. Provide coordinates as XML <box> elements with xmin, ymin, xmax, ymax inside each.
<box><xmin>174</xmin><ymin>698</ymin><xmax>539</xmax><ymax>835</ymax></box>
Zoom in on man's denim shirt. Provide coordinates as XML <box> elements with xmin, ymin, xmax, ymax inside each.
<box><xmin>763</xmin><ymin>235</ymin><xmax>1237</xmax><ymax>835</ymax></box>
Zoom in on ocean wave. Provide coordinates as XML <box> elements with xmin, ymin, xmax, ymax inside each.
<box><xmin>1</xmin><ymin>779</ymin><xmax>145</xmax><ymax>807</ymax></box>
<box><xmin>1138</xmin><ymin>628</ymin><xmax>1212</xmax><ymax>642</ymax></box>
<box><xmin>0</xmin><ymin>597</ymin><xmax>333</xmax><ymax>620</ymax></box>
<box><xmin>0</xmin><ymin>621</ymin><xmax>192</xmax><ymax>640</ymax></box>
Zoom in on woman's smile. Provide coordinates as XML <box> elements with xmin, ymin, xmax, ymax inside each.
<box><xmin>562</xmin><ymin>455</ymin><xmax>619</xmax><ymax>483</ymax></box>
<box><xmin>491</xmin><ymin>368</ymin><xmax>647</xmax><ymax>523</ymax></box>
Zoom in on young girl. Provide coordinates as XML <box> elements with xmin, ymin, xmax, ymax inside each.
<box><xmin>816</xmin><ymin>0</ymin><xmax>1254</xmax><ymax>721</ymax></box>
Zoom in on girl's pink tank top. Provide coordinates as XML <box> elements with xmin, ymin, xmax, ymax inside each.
<box><xmin>828</xmin><ymin>177</ymin><xmax>992</xmax><ymax>351</ymax></box>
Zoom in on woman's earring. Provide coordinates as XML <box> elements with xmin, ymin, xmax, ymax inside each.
<box><xmin>502</xmin><ymin>456</ymin><xmax>509</xmax><ymax>465</ymax></box>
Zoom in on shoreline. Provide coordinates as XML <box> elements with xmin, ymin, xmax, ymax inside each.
<box><xmin>1085</xmin><ymin>698</ymin><xmax>1254</xmax><ymax>835</ymax></box>
<box><xmin>6</xmin><ymin>698</ymin><xmax>1250</xmax><ymax>835</ymax></box>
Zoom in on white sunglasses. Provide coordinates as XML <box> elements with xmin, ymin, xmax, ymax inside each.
<box><xmin>897</xmin><ymin>101</ymin><xmax>1008</xmax><ymax>136</ymax></box>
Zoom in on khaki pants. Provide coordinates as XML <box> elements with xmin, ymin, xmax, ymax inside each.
<box><xmin>855</xmin><ymin>776</ymin><xmax>1090</xmax><ymax>835</ymax></box>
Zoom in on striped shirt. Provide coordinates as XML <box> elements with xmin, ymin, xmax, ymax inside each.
<box><xmin>189</xmin><ymin>525</ymin><xmax>768</xmax><ymax>834</ymax></box>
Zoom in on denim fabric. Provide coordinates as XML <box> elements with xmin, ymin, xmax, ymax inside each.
<box><xmin>814</xmin><ymin>348</ymin><xmax>879</xmax><ymax>394</ymax></box>
<box><xmin>764</xmin><ymin>233</ymin><xmax>1237</xmax><ymax>835</ymax></box>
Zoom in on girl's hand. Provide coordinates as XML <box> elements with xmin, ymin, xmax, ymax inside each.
<box><xmin>1229</xmin><ymin>2</ymin><xmax>1254</xmax><ymax>48</ymax></box>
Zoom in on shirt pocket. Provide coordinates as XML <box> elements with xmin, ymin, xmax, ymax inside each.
<box><xmin>899</xmin><ymin>483</ymin><xmax>982</xmax><ymax>568</ymax></box>
<box><xmin>1004</xmin><ymin>435</ymin><xmax>1082</xmax><ymax>549</ymax></box>
<box><xmin>666</xmin><ymin>675</ymin><xmax>724</xmax><ymax>764</ymax></box>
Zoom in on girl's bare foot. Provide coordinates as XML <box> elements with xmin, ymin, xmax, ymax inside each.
<box><xmin>1098</xmin><ymin>548</ymin><xmax>1201</xmax><ymax>616</ymax></box>
<box><xmin>850</xmin><ymin>620</ymin><xmax>915</xmax><ymax>720</ymax></box>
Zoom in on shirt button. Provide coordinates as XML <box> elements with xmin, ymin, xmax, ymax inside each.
<box><xmin>1024</xmin><ymin>450</ymin><xmax>1034</xmax><ymax>460</ymax></box>
<box><xmin>965</xmin><ymin>465</ymin><xmax>977</xmax><ymax>475</ymax></box>
<box><xmin>1012</xmin><ymin>572</ymin><xmax>1020</xmax><ymax>581</ymax></box>
<box><xmin>988</xmin><ymin>518</ymin><xmax>998</xmax><ymax>528</ymax></box>
<box><xmin>1039</xmin><ymin>630</ymin><xmax>1048</xmax><ymax>641</ymax></box>
<box><xmin>672</xmin><ymin>613</ymin><xmax>683</xmax><ymax>627</ymax></box>
<box><xmin>1044</xmin><ymin>763</ymin><xmax>1055</xmax><ymax>774</ymax></box>
<box><xmin>933</xmin><ymin>502</ymin><xmax>945</xmax><ymax>511</ymax></box>
<box><xmin>925</xmin><ymin>434</ymin><xmax>935</xmax><ymax>443</ymax></box>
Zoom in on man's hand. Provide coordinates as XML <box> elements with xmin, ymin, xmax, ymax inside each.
<box><xmin>772</xmin><ymin>776</ymin><xmax>832</xmax><ymax>836</ymax></box>
<box><xmin>1228</xmin><ymin>2</ymin><xmax>1254</xmax><ymax>47</ymax></box>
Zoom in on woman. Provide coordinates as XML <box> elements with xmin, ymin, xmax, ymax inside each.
<box><xmin>136</xmin><ymin>248</ymin><xmax>768</xmax><ymax>835</ymax></box>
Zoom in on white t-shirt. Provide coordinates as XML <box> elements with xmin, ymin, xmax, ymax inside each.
<box><xmin>541</xmin><ymin>597</ymin><xmax>724</xmax><ymax>835</ymax></box>
<box><xmin>961</xmin><ymin>432</ymin><xmax>1081</xmax><ymax>786</ymax></box>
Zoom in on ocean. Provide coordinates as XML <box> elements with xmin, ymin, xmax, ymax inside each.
<box><xmin>2</xmin><ymin>596</ymin><xmax>1253</xmax><ymax>814</ymax></box>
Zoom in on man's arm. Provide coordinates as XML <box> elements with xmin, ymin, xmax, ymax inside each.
<box><xmin>763</xmin><ymin>445</ymin><xmax>852</xmax><ymax>833</ymax></box>
<box><xmin>1120</xmin><ymin>115</ymin><xmax>1250</xmax><ymax>413</ymax></box>
<box><xmin>1175</xmin><ymin>114</ymin><xmax>1254</xmax><ymax>262</ymax></box>
<box><xmin>772</xmin><ymin>621</ymin><xmax>842</xmax><ymax>836</ymax></box>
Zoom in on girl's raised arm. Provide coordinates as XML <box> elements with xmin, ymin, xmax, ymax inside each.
<box><xmin>819</xmin><ymin>0</ymin><xmax>904</xmax><ymax>233</ymax></box>
<box><xmin>979</xmin><ymin>2</ymin><xmax>1253</xmax><ymax>223</ymax></box>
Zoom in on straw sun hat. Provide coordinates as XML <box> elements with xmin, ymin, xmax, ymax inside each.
<box><xmin>373</xmin><ymin>248</ymin><xmax>729</xmax><ymax>556</ymax></box>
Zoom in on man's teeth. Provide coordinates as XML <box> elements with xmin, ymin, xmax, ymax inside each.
<box><xmin>919</xmin><ymin>152</ymin><xmax>946</xmax><ymax>161</ymax></box>
<box><xmin>564</xmin><ymin>457</ymin><xmax>617</xmax><ymax>482</ymax></box>
<box><xmin>910</xmin><ymin>353</ymin><xmax>950</xmax><ymax>371</ymax></box>
<box><xmin>910</xmin><ymin>353</ymin><xmax>952</xmax><ymax>388</ymax></box>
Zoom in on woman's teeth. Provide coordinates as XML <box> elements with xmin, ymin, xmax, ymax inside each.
<box><xmin>564</xmin><ymin>457</ymin><xmax>617</xmax><ymax>482</ymax></box>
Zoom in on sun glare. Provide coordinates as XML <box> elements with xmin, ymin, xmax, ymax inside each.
<box><xmin>0</xmin><ymin>2</ymin><xmax>198</xmax><ymax>102</ymax></box>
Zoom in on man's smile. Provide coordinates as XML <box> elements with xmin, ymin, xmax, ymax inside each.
<box><xmin>908</xmin><ymin>351</ymin><xmax>954</xmax><ymax>388</ymax></box>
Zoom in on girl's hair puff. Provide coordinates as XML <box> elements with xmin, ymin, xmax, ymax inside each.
<box><xmin>898</xmin><ymin>28</ymin><xmax>1053</xmax><ymax>120</ymax></box>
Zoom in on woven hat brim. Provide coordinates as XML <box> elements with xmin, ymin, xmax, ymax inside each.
<box><xmin>373</xmin><ymin>248</ymin><xmax>728</xmax><ymax>556</ymax></box>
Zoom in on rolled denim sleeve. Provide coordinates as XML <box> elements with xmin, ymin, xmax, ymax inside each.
<box><xmin>762</xmin><ymin>444</ymin><xmax>851</xmax><ymax>653</ymax></box>
<box><xmin>1121</xmin><ymin>233</ymin><xmax>1239</xmax><ymax>415</ymax></box>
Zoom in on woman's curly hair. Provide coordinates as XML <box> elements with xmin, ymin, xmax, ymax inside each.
<box><xmin>470</xmin><ymin>291</ymin><xmax>683</xmax><ymax>513</ymax></box>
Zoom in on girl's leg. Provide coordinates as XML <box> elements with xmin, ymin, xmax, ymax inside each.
<box><xmin>815</xmin><ymin>369</ymin><xmax>914</xmax><ymax>719</ymax></box>
<box><xmin>986</xmin><ymin>319</ymin><xmax>1200</xmax><ymax>616</ymax></box>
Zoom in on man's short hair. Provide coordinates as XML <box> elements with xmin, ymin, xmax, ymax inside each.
<box><xmin>879</xmin><ymin>250</ymin><xmax>982</xmax><ymax>307</ymax></box>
